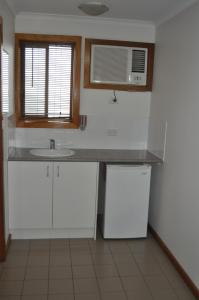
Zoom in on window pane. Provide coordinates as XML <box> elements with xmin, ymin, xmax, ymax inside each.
<box><xmin>2</xmin><ymin>50</ymin><xmax>9</xmax><ymax>113</ymax></box>
<box><xmin>48</xmin><ymin>45</ymin><xmax>72</xmax><ymax>118</ymax></box>
<box><xmin>24</xmin><ymin>47</ymin><xmax>46</xmax><ymax>116</ymax></box>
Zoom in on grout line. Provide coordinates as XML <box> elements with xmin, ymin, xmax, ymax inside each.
<box><xmin>146</xmin><ymin>237</ymin><xmax>183</xmax><ymax>300</ymax></box>
<box><xmin>89</xmin><ymin>239</ymin><xmax>103</xmax><ymax>300</ymax></box>
<box><xmin>151</xmin><ymin>248</ymin><xmax>187</xmax><ymax>300</ymax></box>
<box><xmin>20</xmin><ymin>239</ymin><xmax>31</xmax><ymax>300</ymax></box>
<box><xmin>149</xmin><ymin>226</ymin><xmax>199</xmax><ymax>299</ymax></box>
<box><xmin>69</xmin><ymin>239</ymin><xmax>76</xmax><ymax>300</ymax></box>
<box><xmin>128</xmin><ymin>237</ymin><xmax>183</xmax><ymax>300</ymax></box>
<box><xmin>147</xmin><ymin>238</ymin><xmax>197</xmax><ymax>299</ymax></box>
<box><xmin>47</xmin><ymin>239</ymin><xmax>51</xmax><ymax>300</ymax></box>
<box><xmin>126</xmin><ymin>239</ymin><xmax>158</xmax><ymax>300</ymax></box>
<box><xmin>3</xmin><ymin>236</ymin><xmax>196</xmax><ymax>299</ymax></box>
<box><xmin>108</xmin><ymin>241</ymin><xmax>129</xmax><ymax>300</ymax></box>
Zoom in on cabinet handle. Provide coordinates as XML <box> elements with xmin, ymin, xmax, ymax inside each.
<box><xmin>46</xmin><ymin>165</ymin><xmax>50</xmax><ymax>177</ymax></box>
<box><xmin>57</xmin><ymin>166</ymin><xmax>60</xmax><ymax>177</ymax></box>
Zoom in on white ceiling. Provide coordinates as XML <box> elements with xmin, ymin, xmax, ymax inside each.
<box><xmin>6</xmin><ymin>0</ymin><xmax>197</xmax><ymax>24</ymax></box>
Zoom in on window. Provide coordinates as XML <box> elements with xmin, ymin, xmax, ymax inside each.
<box><xmin>2</xmin><ymin>50</ymin><xmax>9</xmax><ymax>113</ymax></box>
<box><xmin>15</xmin><ymin>34</ymin><xmax>81</xmax><ymax>128</ymax></box>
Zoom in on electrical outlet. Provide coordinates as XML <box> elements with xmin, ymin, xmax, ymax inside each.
<box><xmin>107</xmin><ymin>129</ymin><xmax>118</xmax><ymax>136</ymax></box>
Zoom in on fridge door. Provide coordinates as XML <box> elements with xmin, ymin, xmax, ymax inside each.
<box><xmin>103</xmin><ymin>165</ymin><xmax>151</xmax><ymax>239</ymax></box>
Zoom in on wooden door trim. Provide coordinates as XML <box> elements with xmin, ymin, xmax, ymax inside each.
<box><xmin>0</xmin><ymin>16</ymin><xmax>6</xmax><ymax>261</ymax></box>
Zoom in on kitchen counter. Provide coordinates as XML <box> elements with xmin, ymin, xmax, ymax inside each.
<box><xmin>8</xmin><ymin>148</ymin><xmax>161</xmax><ymax>239</ymax></box>
<box><xmin>8</xmin><ymin>148</ymin><xmax>162</xmax><ymax>164</ymax></box>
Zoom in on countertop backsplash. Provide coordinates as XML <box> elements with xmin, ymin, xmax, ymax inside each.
<box><xmin>14</xmin><ymin>115</ymin><xmax>149</xmax><ymax>150</ymax></box>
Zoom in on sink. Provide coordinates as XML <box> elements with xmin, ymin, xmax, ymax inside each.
<box><xmin>30</xmin><ymin>148</ymin><xmax>75</xmax><ymax>157</ymax></box>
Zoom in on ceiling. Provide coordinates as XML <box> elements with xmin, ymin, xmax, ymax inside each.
<box><xmin>6</xmin><ymin>0</ymin><xmax>197</xmax><ymax>24</ymax></box>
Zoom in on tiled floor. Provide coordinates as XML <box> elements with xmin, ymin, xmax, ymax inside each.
<box><xmin>0</xmin><ymin>234</ymin><xmax>197</xmax><ymax>300</ymax></box>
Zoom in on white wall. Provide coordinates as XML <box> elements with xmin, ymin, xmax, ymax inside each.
<box><xmin>0</xmin><ymin>0</ymin><xmax>15</xmax><ymax>243</ymax></box>
<box><xmin>148</xmin><ymin>2</ymin><xmax>199</xmax><ymax>289</ymax></box>
<box><xmin>14</xmin><ymin>14</ymin><xmax>155</xmax><ymax>149</ymax></box>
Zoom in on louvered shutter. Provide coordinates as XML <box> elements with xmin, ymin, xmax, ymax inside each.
<box><xmin>132</xmin><ymin>49</ymin><xmax>146</xmax><ymax>73</ymax></box>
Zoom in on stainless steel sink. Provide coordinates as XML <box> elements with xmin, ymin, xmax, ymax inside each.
<box><xmin>30</xmin><ymin>148</ymin><xmax>75</xmax><ymax>157</ymax></box>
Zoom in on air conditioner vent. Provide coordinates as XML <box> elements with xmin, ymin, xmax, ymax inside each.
<box><xmin>91</xmin><ymin>45</ymin><xmax>129</xmax><ymax>84</ymax></box>
<box><xmin>132</xmin><ymin>50</ymin><xmax>146</xmax><ymax>73</ymax></box>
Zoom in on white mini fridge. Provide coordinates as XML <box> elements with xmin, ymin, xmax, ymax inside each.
<box><xmin>103</xmin><ymin>164</ymin><xmax>151</xmax><ymax>239</ymax></box>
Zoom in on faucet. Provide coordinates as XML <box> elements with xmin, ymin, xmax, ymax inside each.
<box><xmin>49</xmin><ymin>139</ymin><xmax>55</xmax><ymax>150</ymax></box>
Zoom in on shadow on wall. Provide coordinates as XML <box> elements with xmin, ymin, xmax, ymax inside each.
<box><xmin>148</xmin><ymin>118</ymin><xmax>167</xmax><ymax>161</ymax></box>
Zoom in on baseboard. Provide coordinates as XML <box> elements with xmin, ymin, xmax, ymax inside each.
<box><xmin>149</xmin><ymin>225</ymin><xmax>199</xmax><ymax>299</ymax></box>
<box><xmin>10</xmin><ymin>228</ymin><xmax>95</xmax><ymax>239</ymax></box>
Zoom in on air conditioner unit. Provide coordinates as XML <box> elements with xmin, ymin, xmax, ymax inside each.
<box><xmin>91</xmin><ymin>45</ymin><xmax>148</xmax><ymax>86</ymax></box>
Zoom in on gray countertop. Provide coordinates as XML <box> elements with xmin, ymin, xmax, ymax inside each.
<box><xmin>8</xmin><ymin>148</ymin><xmax>162</xmax><ymax>164</ymax></box>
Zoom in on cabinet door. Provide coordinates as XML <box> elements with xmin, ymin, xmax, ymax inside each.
<box><xmin>8</xmin><ymin>162</ymin><xmax>52</xmax><ymax>229</ymax></box>
<box><xmin>53</xmin><ymin>162</ymin><xmax>98</xmax><ymax>228</ymax></box>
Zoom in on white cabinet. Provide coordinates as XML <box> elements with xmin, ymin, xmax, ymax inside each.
<box><xmin>8</xmin><ymin>161</ymin><xmax>99</xmax><ymax>239</ymax></box>
<box><xmin>53</xmin><ymin>162</ymin><xmax>98</xmax><ymax>229</ymax></box>
<box><xmin>8</xmin><ymin>162</ymin><xmax>52</xmax><ymax>229</ymax></box>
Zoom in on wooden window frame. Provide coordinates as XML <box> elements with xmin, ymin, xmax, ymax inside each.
<box><xmin>84</xmin><ymin>38</ymin><xmax>155</xmax><ymax>92</ymax></box>
<box><xmin>15</xmin><ymin>33</ymin><xmax>81</xmax><ymax>128</ymax></box>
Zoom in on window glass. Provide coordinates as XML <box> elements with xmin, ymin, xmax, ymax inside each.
<box><xmin>2</xmin><ymin>50</ymin><xmax>9</xmax><ymax>113</ymax></box>
<box><xmin>23</xmin><ymin>43</ymin><xmax>73</xmax><ymax>119</ymax></box>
